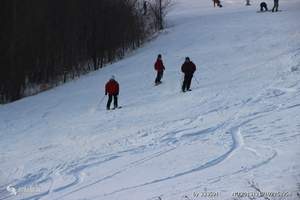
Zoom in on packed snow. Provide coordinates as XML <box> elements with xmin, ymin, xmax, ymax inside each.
<box><xmin>1</xmin><ymin>0</ymin><xmax>300</xmax><ymax>199</ymax></box>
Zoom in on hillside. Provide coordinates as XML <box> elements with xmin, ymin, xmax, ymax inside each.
<box><xmin>1</xmin><ymin>0</ymin><xmax>300</xmax><ymax>199</ymax></box>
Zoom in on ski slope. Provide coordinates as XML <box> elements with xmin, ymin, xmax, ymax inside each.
<box><xmin>1</xmin><ymin>0</ymin><xmax>300</xmax><ymax>199</ymax></box>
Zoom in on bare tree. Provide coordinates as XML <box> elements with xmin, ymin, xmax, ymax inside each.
<box><xmin>149</xmin><ymin>0</ymin><xmax>173</xmax><ymax>30</ymax></box>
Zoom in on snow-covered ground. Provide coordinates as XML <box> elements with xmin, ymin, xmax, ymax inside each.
<box><xmin>1</xmin><ymin>0</ymin><xmax>300</xmax><ymax>199</ymax></box>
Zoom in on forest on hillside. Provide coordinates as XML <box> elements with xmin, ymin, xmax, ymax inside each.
<box><xmin>0</xmin><ymin>0</ymin><xmax>170</xmax><ymax>103</ymax></box>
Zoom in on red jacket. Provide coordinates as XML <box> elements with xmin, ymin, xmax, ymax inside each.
<box><xmin>181</xmin><ymin>61</ymin><xmax>196</xmax><ymax>75</ymax></box>
<box><xmin>105</xmin><ymin>80</ymin><xmax>119</xmax><ymax>95</ymax></box>
<box><xmin>154</xmin><ymin>59</ymin><xmax>165</xmax><ymax>72</ymax></box>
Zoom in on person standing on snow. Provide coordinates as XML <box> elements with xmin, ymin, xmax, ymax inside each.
<box><xmin>154</xmin><ymin>54</ymin><xmax>165</xmax><ymax>85</ymax></box>
<box><xmin>213</xmin><ymin>0</ymin><xmax>222</xmax><ymax>7</ymax></box>
<box><xmin>260</xmin><ymin>2</ymin><xmax>268</xmax><ymax>12</ymax></box>
<box><xmin>105</xmin><ymin>76</ymin><xmax>119</xmax><ymax>110</ymax></box>
<box><xmin>181</xmin><ymin>57</ymin><xmax>196</xmax><ymax>92</ymax></box>
<box><xmin>143</xmin><ymin>1</ymin><xmax>148</xmax><ymax>15</ymax></box>
<box><xmin>272</xmin><ymin>0</ymin><xmax>279</xmax><ymax>12</ymax></box>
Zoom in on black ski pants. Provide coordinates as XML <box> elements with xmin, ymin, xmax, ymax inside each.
<box><xmin>272</xmin><ymin>0</ymin><xmax>279</xmax><ymax>12</ymax></box>
<box><xmin>182</xmin><ymin>74</ymin><xmax>193</xmax><ymax>92</ymax></box>
<box><xmin>155</xmin><ymin>71</ymin><xmax>164</xmax><ymax>84</ymax></box>
<box><xmin>107</xmin><ymin>94</ymin><xmax>118</xmax><ymax>109</ymax></box>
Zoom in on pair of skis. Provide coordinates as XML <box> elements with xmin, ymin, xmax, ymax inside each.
<box><xmin>256</xmin><ymin>10</ymin><xmax>282</xmax><ymax>13</ymax></box>
<box><xmin>107</xmin><ymin>106</ymin><xmax>122</xmax><ymax>111</ymax></box>
<box><xmin>154</xmin><ymin>81</ymin><xmax>163</xmax><ymax>86</ymax></box>
<box><xmin>92</xmin><ymin>95</ymin><xmax>122</xmax><ymax>112</ymax></box>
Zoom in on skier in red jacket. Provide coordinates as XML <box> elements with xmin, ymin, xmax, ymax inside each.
<box><xmin>154</xmin><ymin>54</ymin><xmax>165</xmax><ymax>85</ymax></box>
<box><xmin>105</xmin><ymin>75</ymin><xmax>119</xmax><ymax>110</ymax></box>
<box><xmin>181</xmin><ymin>57</ymin><xmax>196</xmax><ymax>92</ymax></box>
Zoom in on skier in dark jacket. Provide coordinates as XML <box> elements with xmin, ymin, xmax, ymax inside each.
<box><xmin>181</xmin><ymin>57</ymin><xmax>196</xmax><ymax>92</ymax></box>
<box><xmin>213</xmin><ymin>0</ymin><xmax>222</xmax><ymax>7</ymax></box>
<box><xmin>272</xmin><ymin>0</ymin><xmax>279</xmax><ymax>12</ymax></box>
<box><xmin>143</xmin><ymin>1</ymin><xmax>148</xmax><ymax>15</ymax></box>
<box><xmin>154</xmin><ymin>54</ymin><xmax>165</xmax><ymax>85</ymax></box>
<box><xmin>105</xmin><ymin>76</ymin><xmax>119</xmax><ymax>110</ymax></box>
<box><xmin>260</xmin><ymin>2</ymin><xmax>268</xmax><ymax>11</ymax></box>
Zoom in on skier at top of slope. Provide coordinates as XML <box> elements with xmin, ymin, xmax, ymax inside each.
<box><xmin>181</xmin><ymin>57</ymin><xmax>196</xmax><ymax>92</ymax></box>
<box><xmin>213</xmin><ymin>0</ymin><xmax>222</xmax><ymax>7</ymax></box>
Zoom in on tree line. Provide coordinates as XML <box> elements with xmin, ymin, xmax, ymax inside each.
<box><xmin>0</xmin><ymin>0</ymin><xmax>171</xmax><ymax>103</ymax></box>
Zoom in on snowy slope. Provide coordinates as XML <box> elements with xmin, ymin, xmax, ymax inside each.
<box><xmin>1</xmin><ymin>0</ymin><xmax>300</xmax><ymax>199</ymax></box>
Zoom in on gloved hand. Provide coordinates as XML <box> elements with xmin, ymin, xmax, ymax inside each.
<box><xmin>105</xmin><ymin>92</ymin><xmax>107</xmax><ymax>96</ymax></box>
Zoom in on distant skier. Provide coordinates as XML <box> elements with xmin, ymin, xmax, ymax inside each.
<box><xmin>105</xmin><ymin>76</ymin><xmax>119</xmax><ymax>110</ymax></box>
<box><xmin>143</xmin><ymin>1</ymin><xmax>148</xmax><ymax>15</ymax></box>
<box><xmin>272</xmin><ymin>0</ymin><xmax>279</xmax><ymax>12</ymax></box>
<box><xmin>260</xmin><ymin>2</ymin><xmax>268</xmax><ymax>12</ymax></box>
<box><xmin>154</xmin><ymin>54</ymin><xmax>165</xmax><ymax>85</ymax></box>
<box><xmin>181</xmin><ymin>57</ymin><xmax>196</xmax><ymax>92</ymax></box>
<box><xmin>246</xmin><ymin>0</ymin><xmax>251</xmax><ymax>6</ymax></box>
<box><xmin>213</xmin><ymin>0</ymin><xmax>222</xmax><ymax>7</ymax></box>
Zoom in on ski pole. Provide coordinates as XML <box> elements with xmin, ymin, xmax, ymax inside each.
<box><xmin>89</xmin><ymin>94</ymin><xmax>106</xmax><ymax>113</ymax></box>
<box><xmin>180</xmin><ymin>73</ymin><xmax>184</xmax><ymax>90</ymax></box>
<box><xmin>194</xmin><ymin>76</ymin><xmax>200</xmax><ymax>86</ymax></box>
<box><xmin>98</xmin><ymin>95</ymin><xmax>106</xmax><ymax>106</ymax></box>
<box><xmin>96</xmin><ymin>95</ymin><xmax>106</xmax><ymax>110</ymax></box>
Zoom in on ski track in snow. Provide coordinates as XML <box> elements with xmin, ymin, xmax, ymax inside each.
<box><xmin>99</xmin><ymin>112</ymin><xmax>279</xmax><ymax>198</ymax></box>
<box><xmin>2</xmin><ymin>104</ymin><xmax>282</xmax><ymax>200</ymax></box>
